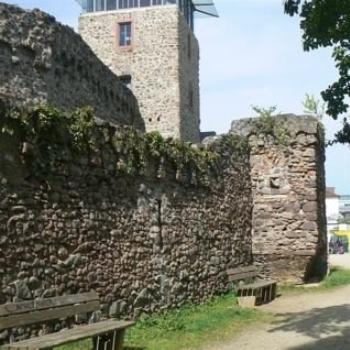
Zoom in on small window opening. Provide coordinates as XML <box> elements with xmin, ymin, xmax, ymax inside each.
<box><xmin>119</xmin><ymin>22</ymin><xmax>132</xmax><ymax>47</ymax></box>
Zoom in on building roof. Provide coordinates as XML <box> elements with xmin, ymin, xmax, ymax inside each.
<box><xmin>192</xmin><ymin>1</ymin><xmax>218</xmax><ymax>18</ymax></box>
<box><xmin>326</xmin><ymin>187</ymin><xmax>340</xmax><ymax>199</ymax></box>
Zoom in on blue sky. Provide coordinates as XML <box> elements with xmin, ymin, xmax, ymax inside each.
<box><xmin>3</xmin><ymin>0</ymin><xmax>350</xmax><ymax>194</ymax></box>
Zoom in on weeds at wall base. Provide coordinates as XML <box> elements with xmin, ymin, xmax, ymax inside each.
<box><xmin>279</xmin><ymin>267</ymin><xmax>350</xmax><ymax>295</ymax></box>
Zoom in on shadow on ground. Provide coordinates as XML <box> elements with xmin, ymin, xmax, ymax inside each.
<box><xmin>287</xmin><ymin>329</ymin><xmax>350</xmax><ymax>349</ymax></box>
<box><xmin>269</xmin><ymin>304</ymin><xmax>350</xmax><ymax>349</ymax></box>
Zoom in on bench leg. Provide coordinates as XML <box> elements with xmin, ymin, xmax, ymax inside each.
<box><xmin>93</xmin><ymin>335</ymin><xmax>101</xmax><ymax>350</ymax></box>
<box><xmin>263</xmin><ymin>286</ymin><xmax>268</xmax><ymax>303</ymax></box>
<box><xmin>93</xmin><ymin>330</ymin><xmax>126</xmax><ymax>350</ymax></box>
<box><xmin>93</xmin><ymin>333</ymin><xmax>112</xmax><ymax>350</ymax></box>
<box><xmin>113</xmin><ymin>329</ymin><xmax>125</xmax><ymax>350</ymax></box>
<box><xmin>272</xmin><ymin>283</ymin><xmax>277</xmax><ymax>300</ymax></box>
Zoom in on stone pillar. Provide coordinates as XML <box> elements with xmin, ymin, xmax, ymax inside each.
<box><xmin>231</xmin><ymin>115</ymin><xmax>328</xmax><ymax>284</ymax></box>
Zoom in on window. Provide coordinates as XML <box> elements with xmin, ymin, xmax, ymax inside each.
<box><xmin>140</xmin><ymin>0</ymin><xmax>151</xmax><ymax>7</ymax></box>
<box><xmin>84</xmin><ymin>0</ymin><xmax>178</xmax><ymax>13</ymax></box>
<box><xmin>107</xmin><ymin>0</ymin><xmax>117</xmax><ymax>10</ymax></box>
<box><xmin>119</xmin><ymin>22</ymin><xmax>132</xmax><ymax>47</ymax></box>
<box><xmin>86</xmin><ymin>0</ymin><xmax>94</xmax><ymax>12</ymax></box>
<box><xmin>95</xmin><ymin>0</ymin><xmax>105</xmax><ymax>11</ymax></box>
<box><xmin>118</xmin><ymin>0</ymin><xmax>138</xmax><ymax>8</ymax></box>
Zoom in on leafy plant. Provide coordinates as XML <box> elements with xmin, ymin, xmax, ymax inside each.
<box><xmin>302</xmin><ymin>94</ymin><xmax>325</xmax><ymax>119</ymax></box>
<box><xmin>251</xmin><ymin>105</ymin><xmax>291</xmax><ymax>146</ymax></box>
<box><xmin>1</xmin><ymin>102</ymin><xmax>248</xmax><ymax>186</ymax></box>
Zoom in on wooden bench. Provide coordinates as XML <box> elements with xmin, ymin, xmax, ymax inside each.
<box><xmin>0</xmin><ymin>291</ymin><xmax>134</xmax><ymax>350</ymax></box>
<box><xmin>227</xmin><ymin>265</ymin><xmax>277</xmax><ymax>307</ymax></box>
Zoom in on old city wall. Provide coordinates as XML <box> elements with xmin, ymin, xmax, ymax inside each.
<box><xmin>0</xmin><ymin>4</ymin><xmax>328</xmax><ymax>338</ymax></box>
<box><xmin>0</xmin><ymin>3</ymin><xmax>144</xmax><ymax>129</ymax></box>
<box><xmin>232</xmin><ymin>115</ymin><xmax>328</xmax><ymax>284</ymax></box>
<box><xmin>0</xmin><ymin>106</ymin><xmax>252</xmax><ymax>337</ymax></box>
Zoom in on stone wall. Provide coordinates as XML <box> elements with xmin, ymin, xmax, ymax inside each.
<box><xmin>79</xmin><ymin>6</ymin><xmax>200</xmax><ymax>142</ymax></box>
<box><xmin>0</xmin><ymin>107</ymin><xmax>252</xmax><ymax>337</ymax></box>
<box><xmin>231</xmin><ymin>115</ymin><xmax>328</xmax><ymax>284</ymax></box>
<box><xmin>0</xmin><ymin>3</ymin><xmax>144</xmax><ymax>129</ymax></box>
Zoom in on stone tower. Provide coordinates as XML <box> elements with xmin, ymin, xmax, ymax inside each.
<box><xmin>77</xmin><ymin>0</ymin><xmax>218</xmax><ymax>143</ymax></box>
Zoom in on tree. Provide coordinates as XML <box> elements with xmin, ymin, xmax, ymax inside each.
<box><xmin>284</xmin><ymin>0</ymin><xmax>350</xmax><ymax>143</ymax></box>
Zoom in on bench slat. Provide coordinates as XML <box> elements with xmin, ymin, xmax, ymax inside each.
<box><xmin>228</xmin><ymin>271</ymin><xmax>258</xmax><ymax>282</ymax></box>
<box><xmin>0</xmin><ymin>292</ymin><xmax>99</xmax><ymax>317</ymax></box>
<box><xmin>0</xmin><ymin>300</ymin><xmax>100</xmax><ymax>330</ymax></box>
<box><xmin>227</xmin><ymin>266</ymin><xmax>258</xmax><ymax>275</ymax></box>
<box><xmin>0</xmin><ymin>320</ymin><xmax>135</xmax><ymax>350</ymax></box>
<box><xmin>227</xmin><ymin>266</ymin><xmax>259</xmax><ymax>282</ymax></box>
<box><xmin>35</xmin><ymin>292</ymin><xmax>99</xmax><ymax>311</ymax></box>
<box><xmin>0</xmin><ymin>301</ymin><xmax>34</xmax><ymax>318</ymax></box>
<box><xmin>238</xmin><ymin>280</ymin><xmax>276</xmax><ymax>291</ymax></box>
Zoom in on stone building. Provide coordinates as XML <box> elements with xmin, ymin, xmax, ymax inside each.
<box><xmin>77</xmin><ymin>0</ymin><xmax>218</xmax><ymax>142</ymax></box>
<box><xmin>326</xmin><ymin>187</ymin><xmax>340</xmax><ymax>240</ymax></box>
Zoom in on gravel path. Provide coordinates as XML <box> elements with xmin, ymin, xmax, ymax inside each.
<box><xmin>205</xmin><ymin>255</ymin><xmax>350</xmax><ymax>350</ymax></box>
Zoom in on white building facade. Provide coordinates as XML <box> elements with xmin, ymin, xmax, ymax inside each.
<box><xmin>326</xmin><ymin>187</ymin><xmax>340</xmax><ymax>241</ymax></box>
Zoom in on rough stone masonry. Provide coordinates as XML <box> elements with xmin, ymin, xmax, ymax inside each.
<box><xmin>0</xmin><ymin>108</ymin><xmax>252</xmax><ymax>342</ymax></box>
<box><xmin>232</xmin><ymin>115</ymin><xmax>328</xmax><ymax>284</ymax></box>
<box><xmin>0</xmin><ymin>3</ymin><xmax>144</xmax><ymax>130</ymax></box>
<box><xmin>0</xmin><ymin>1</ymin><xmax>328</xmax><ymax>337</ymax></box>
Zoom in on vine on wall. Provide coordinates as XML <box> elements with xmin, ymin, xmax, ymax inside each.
<box><xmin>0</xmin><ymin>102</ymin><xmax>248</xmax><ymax>186</ymax></box>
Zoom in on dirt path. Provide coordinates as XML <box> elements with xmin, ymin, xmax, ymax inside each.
<box><xmin>206</xmin><ymin>255</ymin><xmax>350</xmax><ymax>350</ymax></box>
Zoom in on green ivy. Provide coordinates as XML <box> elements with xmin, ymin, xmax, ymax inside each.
<box><xmin>0</xmin><ymin>104</ymin><xmax>248</xmax><ymax>186</ymax></box>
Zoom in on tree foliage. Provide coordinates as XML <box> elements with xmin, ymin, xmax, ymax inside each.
<box><xmin>284</xmin><ymin>0</ymin><xmax>350</xmax><ymax>143</ymax></box>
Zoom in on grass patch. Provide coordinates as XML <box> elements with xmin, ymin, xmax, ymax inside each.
<box><xmin>56</xmin><ymin>293</ymin><xmax>269</xmax><ymax>350</ymax></box>
<box><xmin>280</xmin><ymin>267</ymin><xmax>350</xmax><ymax>295</ymax></box>
<box><xmin>125</xmin><ymin>293</ymin><xmax>269</xmax><ymax>350</ymax></box>
<box><xmin>323</xmin><ymin>267</ymin><xmax>350</xmax><ymax>288</ymax></box>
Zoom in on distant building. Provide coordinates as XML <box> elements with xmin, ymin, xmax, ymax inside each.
<box><xmin>339</xmin><ymin>195</ymin><xmax>350</xmax><ymax>221</ymax></box>
<box><xmin>326</xmin><ymin>187</ymin><xmax>340</xmax><ymax>240</ymax></box>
